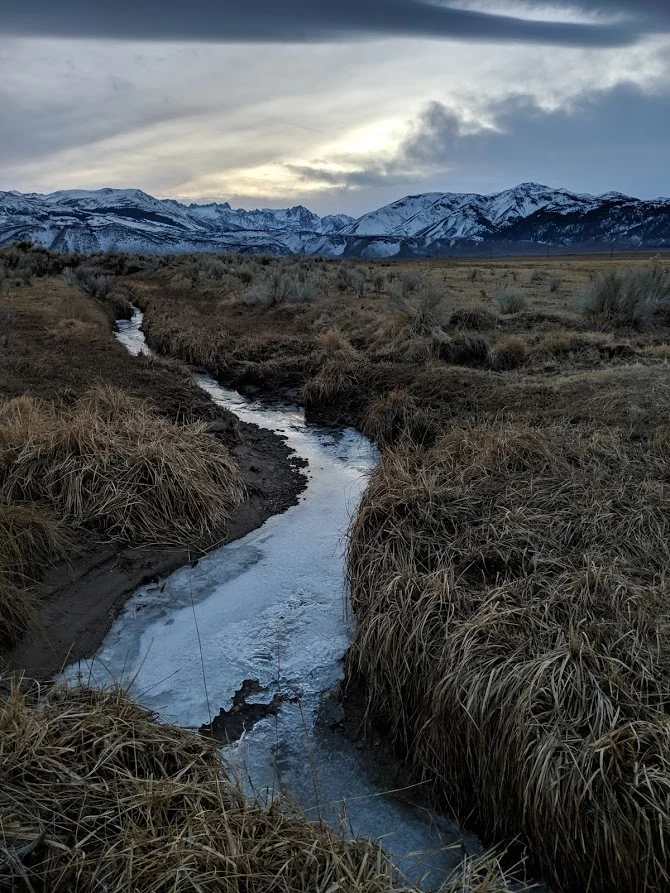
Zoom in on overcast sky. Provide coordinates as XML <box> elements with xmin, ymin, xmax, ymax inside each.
<box><xmin>1</xmin><ymin>1</ymin><xmax>669</xmax><ymax>214</ymax></box>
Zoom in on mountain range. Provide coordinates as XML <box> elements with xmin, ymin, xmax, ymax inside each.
<box><xmin>1</xmin><ymin>182</ymin><xmax>669</xmax><ymax>258</ymax></box>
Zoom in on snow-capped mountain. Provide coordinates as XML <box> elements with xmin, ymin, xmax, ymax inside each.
<box><xmin>1</xmin><ymin>183</ymin><xmax>669</xmax><ymax>258</ymax></box>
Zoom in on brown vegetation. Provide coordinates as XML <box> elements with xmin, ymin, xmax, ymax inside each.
<box><xmin>0</xmin><ymin>682</ymin><xmax>408</xmax><ymax>893</ymax></box>
<box><xmin>3</xmin><ymin>244</ymin><xmax>670</xmax><ymax>890</ymax></box>
<box><xmin>0</xmin><ymin>388</ymin><xmax>243</xmax><ymax>653</ymax></box>
<box><xmin>346</xmin><ymin>419</ymin><xmax>670</xmax><ymax>893</ymax></box>
<box><xmin>0</xmin><ymin>256</ymin><xmax>245</xmax><ymax>657</ymax></box>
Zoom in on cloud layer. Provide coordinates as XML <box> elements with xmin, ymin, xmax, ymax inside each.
<box><xmin>2</xmin><ymin>5</ymin><xmax>669</xmax><ymax>214</ymax></box>
<box><xmin>1</xmin><ymin>0</ymin><xmax>645</xmax><ymax>46</ymax></box>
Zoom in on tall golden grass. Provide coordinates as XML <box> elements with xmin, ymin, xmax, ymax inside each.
<box><xmin>0</xmin><ymin>682</ymin><xmax>409</xmax><ymax>892</ymax></box>
<box><xmin>0</xmin><ymin>387</ymin><xmax>243</xmax><ymax>543</ymax></box>
<box><xmin>0</xmin><ymin>388</ymin><xmax>243</xmax><ymax>652</ymax></box>
<box><xmin>0</xmin><ymin>502</ymin><xmax>68</xmax><ymax>651</ymax></box>
<box><xmin>0</xmin><ymin>681</ymin><xmax>536</xmax><ymax>893</ymax></box>
<box><xmin>347</xmin><ymin>420</ymin><xmax>670</xmax><ymax>893</ymax></box>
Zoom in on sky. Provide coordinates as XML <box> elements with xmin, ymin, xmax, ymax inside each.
<box><xmin>1</xmin><ymin>1</ymin><xmax>670</xmax><ymax>215</ymax></box>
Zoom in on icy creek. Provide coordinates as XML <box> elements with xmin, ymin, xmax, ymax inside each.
<box><xmin>68</xmin><ymin>308</ymin><xmax>478</xmax><ymax>888</ymax></box>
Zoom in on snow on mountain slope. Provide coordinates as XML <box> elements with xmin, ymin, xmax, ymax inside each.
<box><xmin>1</xmin><ymin>184</ymin><xmax>669</xmax><ymax>258</ymax></box>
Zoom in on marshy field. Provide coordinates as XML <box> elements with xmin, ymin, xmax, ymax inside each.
<box><xmin>1</xmin><ymin>241</ymin><xmax>669</xmax><ymax>892</ymax></box>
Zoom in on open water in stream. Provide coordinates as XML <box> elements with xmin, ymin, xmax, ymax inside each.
<box><xmin>68</xmin><ymin>308</ymin><xmax>480</xmax><ymax>888</ymax></box>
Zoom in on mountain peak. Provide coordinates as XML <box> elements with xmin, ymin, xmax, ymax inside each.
<box><xmin>1</xmin><ymin>183</ymin><xmax>668</xmax><ymax>257</ymax></box>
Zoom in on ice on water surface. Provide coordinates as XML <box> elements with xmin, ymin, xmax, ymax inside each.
<box><xmin>66</xmin><ymin>308</ymin><xmax>478</xmax><ymax>888</ymax></box>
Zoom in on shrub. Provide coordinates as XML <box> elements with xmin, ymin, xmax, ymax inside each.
<box><xmin>493</xmin><ymin>334</ymin><xmax>527</xmax><ymax>370</ymax></box>
<box><xmin>530</xmin><ymin>269</ymin><xmax>544</xmax><ymax>284</ymax></box>
<box><xmin>241</xmin><ymin>272</ymin><xmax>315</xmax><ymax>307</ymax></box>
<box><xmin>201</xmin><ymin>259</ymin><xmax>228</xmax><ymax>280</ymax></box>
<box><xmin>1</xmin><ymin>306</ymin><xmax>16</xmax><ymax>350</ymax></box>
<box><xmin>236</xmin><ymin>264</ymin><xmax>255</xmax><ymax>285</ymax></box>
<box><xmin>401</xmin><ymin>273</ymin><xmax>422</xmax><ymax>298</ymax></box>
<box><xmin>336</xmin><ymin>265</ymin><xmax>351</xmax><ymax>292</ymax></box>
<box><xmin>352</xmin><ymin>273</ymin><xmax>366</xmax><ymax>298</ymax></box>
<box><xmin>372</xmin><ymin>272</ymin><xmax>386</xmax><ymax>295</ymax></box>
<box><xmin>64</xmin><ymin>266</ymin><xmax>115</xmax><ymax>300</ymax></box>
<box><xmin>391</xmin><ymin>285</ymin><xmax>444</xmax><ymax>336</ymax></box>
<box><xmin>548</xmin><ymin>274</ymin><xmax>562</xmax><ymax>293</ymax></box>
<box><xmin>494</xmin><ymin>287</ymin><xmax>528</xmax><ymax>315</ymax></box>
<box><xmin>579</xmin><ymin>265</ymin><xmax>670</xmax><ymax>327</ymax></box>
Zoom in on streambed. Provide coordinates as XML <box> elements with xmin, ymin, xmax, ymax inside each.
<box><xmin>69</xmin><ymin>308</ymin><xmax>478</xmax><ymax>888</ymax></box>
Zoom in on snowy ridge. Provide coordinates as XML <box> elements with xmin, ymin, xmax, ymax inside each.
<box><xmin>1</xmin><ymin>183</ymin><xmax>669</xmax><ymax>258</ymax></box>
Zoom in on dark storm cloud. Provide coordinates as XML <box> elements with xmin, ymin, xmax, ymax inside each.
<box><xmin>290</xmin><ymin>84</ymin><xmax>670</xmax><ymax>199</ymax></box>
<box><xmin>0</xmin><ymin>0</ymin><xmax>644</xmax><ymax>47</ymax></box>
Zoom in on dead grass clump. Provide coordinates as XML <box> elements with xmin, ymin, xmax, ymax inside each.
<box><xmin>0</xmin><ymin>503</ymin><xmax>69</xmax><ymax>651</ymax></box>
<box><xmin>533</xmin><ymin>330</ymin><xmax>581</xmax><ymax>355</ymax></box>
<box><xmin>449</xmin><ymin>307</ymin><xmax>499</xmax><ymax>331</ymax></box>
<box><xmin>361</xmin><ymin>390</ymin><xmax>437</xmax><ymax>448</ymax></box>
<box><xmin>347</xmin><ymin>420</ymin><xmax>670</xmax><ymax>893</ymax></box>
<box><xmin>443</xmin><ymin>850</ymin><xmax>536</xmax><ymax>893</ymax></box>
<box><xmin>302</xmin><ymin>330</ymin><xmax>365</xmax><ymax>408</ymax></box>
<box><xmin>493</xmin><ymin>334</ymin><xmax>527</xmax><ymax>370</ymax></box>
<box><xmin>0</xmin><ymin>388</ymin><xmax>243</xmax><ymax>543</ymax></box>
<box><xmin>438</xmin><ymin>333</ymin><xmax>492</xmax><ymax>369</ymax></box>
<box><xmin>0</xmin><ymin>682</ymin><xmax>408</xmax><ymax>893</ymax></box>
<box><xmin>642</xmin><ymin>343</ymin><xmax>670</xmax><ymax>360</ymax></box>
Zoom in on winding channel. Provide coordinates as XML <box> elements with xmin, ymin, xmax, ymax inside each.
<box><xmin>67</xmin><ymin>308</ymin><xmax>479</xmax><ymax>889</ymax></box>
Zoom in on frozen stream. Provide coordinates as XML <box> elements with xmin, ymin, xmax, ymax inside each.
<box><xmin>70</xmin><ymin>308</ymin><xmax>477</xmax><ymax>888</ymax></box>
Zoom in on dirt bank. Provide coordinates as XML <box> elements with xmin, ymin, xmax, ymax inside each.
<box><xmin>7</xmin><ymin>416</ymin><xmax>307</xmax><ymax>679</ymax></box>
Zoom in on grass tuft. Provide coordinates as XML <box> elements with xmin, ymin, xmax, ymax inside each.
<box><xmin>579</xmin><ymin>264</ymin><xmax>670</xmax><ymax>327</ymax></box>
<box><xmin>0</xmin><ymin>682</ymin><xmax>412</xmax><ymax>893</ymax></box>
<box><xmin>347</xmin><ymin>420</ymin><xmax>670</xmax><ymax>893</ymax></box>
<box><xmin>0</xmin><ymin>388</ymin><xmax>244</xmax><ymax>544</ymax></box>
<box><xmin>494</xmin><ymin>288</ymin><xmax>528</xmax><ymax>315</ymax></box>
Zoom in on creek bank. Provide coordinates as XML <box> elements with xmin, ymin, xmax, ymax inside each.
<box><xmin>7</xmin><ymin>388</ymin><xmax>307</xmax><ymax>681</ymax></box>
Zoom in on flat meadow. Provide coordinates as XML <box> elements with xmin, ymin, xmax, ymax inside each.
<box><xmin>1</xmin><ymin>242</ymin><xmax>669</xmax><ymax>892</ymax></box>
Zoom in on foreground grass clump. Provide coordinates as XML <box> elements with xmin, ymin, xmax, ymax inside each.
<box><xmin>347</xmin><ymin>421</ymin><xmax>670</xmax><ymax>893</ymax></box>
<box><xmin>0</xmin><ymin>388</ymin><xmax>243</xmax><ymax>652</ymax></box>
<box><xmin>0</xmin><ymin>387</ymin><xmax>243</xmax><ymax>542</ymax></box>
<box><xmin>0</xmin><ymin>682</ymin><xmax>410</xmax><ymax>892</ymax></box>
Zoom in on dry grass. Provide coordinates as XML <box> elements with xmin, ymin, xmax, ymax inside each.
<box><xmin>302</xmin><ymin>329</ymin><xmax>366</xmax><ymax>409</ymax></box>
<box><xmin>0</xmin><ymin>682</ymin><xmax>413</xmax><ymax>893</ymax></box>
<box><xmin>0</xmin><ymin>681</ymin><xmax>532</xmax><ymax>893</ymax></box>
<box><xmin>442</xmin><ymin>850</ymin><xmax>536</xmax><ymax>893</ymax></box>
<box><xmin>0</xmin><ymin>387</ymin><xmax>243</xmax><ymax>653</ymax></box>
<box><xmin>0</xmin><ymin>503</ymin><xmax>69</xmax><ymax>652</ymax></box>
<box><xmin>347</xmin><ymin>420</ymin><xmax>670</xmax><ymax>893</ymax></box>
<box><xmin>120</xmin><ymin>256</ymin><xmax>670</xmax><ymax>435</ymax></box>
<box><xmin>493</xmin><ymin>334</ymin><xmax>527</xmax><ymax>370</ymax></box>
<box><xmin>0</xmin><ymin>387</ymin><xmax>243</xmax><ymax>543</ymax></box>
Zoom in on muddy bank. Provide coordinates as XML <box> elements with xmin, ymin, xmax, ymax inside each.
<box><xmin>7</xmin><ymin>417</ymin><xmax>307</xmax><ymax>679</ymax></box>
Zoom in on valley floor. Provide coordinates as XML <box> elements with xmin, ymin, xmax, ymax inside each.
<box><xmin>2</xmin><ymin>243</ymin><xmax>670</xmax><ymax>892</ymax></box>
